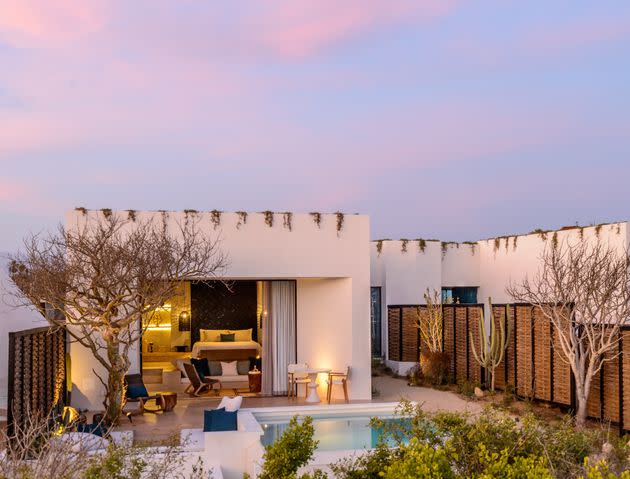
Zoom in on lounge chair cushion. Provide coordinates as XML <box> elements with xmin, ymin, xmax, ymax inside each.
<box><xmin>127</xmin><ymin>383</ymin><xmax>149</xmax><ymax>399</ymax></box>
<box><xmin>203</xmin><ymin>408</ymin><xmax>237</xmax><ymax>432</ymax></box>
<box><xmin>76</xmin><ymin>423</ymin><xmax>105</xmax><ymax>437</ymax></box>
<box><xmin>191</xmin><ymin>358</ymin><xmax>210</xmax><ymax>379</ymax></box>
<box><xmin>217</xmin><ymin>395</ymin><xmax>243</xmax><ymax>412</ymax></box>
<box><xmin>208</xmin><ymin>360</ymin><xmax>222</xmax><ymax>376</ymax></box>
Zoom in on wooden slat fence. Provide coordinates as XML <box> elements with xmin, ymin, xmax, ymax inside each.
<box><xmin>388</xmin><ymin>303</ymin><xmax>630</xmax><ymax>433</ymax></box>
<box><xmin>387</xmin><ymin>304</ymin><xmax>484</xmax><ymax>383</ymax></box>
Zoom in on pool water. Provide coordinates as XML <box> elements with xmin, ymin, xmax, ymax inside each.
<box><xmin>257</xmin><ymin>414</ymin><xmax>409</xmax><ymax>451</ymax></box>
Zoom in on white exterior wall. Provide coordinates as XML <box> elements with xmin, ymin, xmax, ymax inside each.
<box><xmin>478</xmin><ymin>223</ymin><xmax>629</xmax><ymax>303</ymax></box>
<box><xmin>65</xmin><ymin>210</ymin><xmax>371</xmax><ymax>410</ymax></box>
<box><xmin>372</xmin><ymin>222</ymin><xmax>630</xmax><ymax>364</ymax></box>
<box><xmin>441</xmin><ymin>243</ymin><xmax>480</xmax><ymax>288</ymax></box>
<box><xmin>0</xmin><ymin>256</ymin><xmax>49</xmax><ymax>408</ymax></box>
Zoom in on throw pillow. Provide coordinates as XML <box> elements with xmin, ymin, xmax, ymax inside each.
<box><xmin>220</xmin><ymin>333</ymin><xmax>235</xmax><ymax>342</ymax></box>
<box><xmin>208</xmin><ymin>361</ymin><xmax>222</xmax><ymax>376</ymax></box>
<box><xmin>191</xmin><ymin>358</ymin><xmax>210</xmax><ymax>379</ymax></box>
<box><xmin>236</xmin><ymin>360</ymin><xmax>250</xmax><ymax>375</ymax></box>
<box><xmin>220</xmin><ymin>361</ymin><xmax>238</xmax><ymax>376</ymax></box>
<box><xmin>126</xmin><ymin>383</ymin><xmax>148</xmax><ymax>399</ymax></box>
<box><xmin>203</xmin><ymin>408</ymin><xmax>237</xmax><ymax>432</ymax></box>
<box><xmin>217</xmin><ymin>395</ymin><xmax>243</xmax><ymax>412</ymax></box>
<box><xmin>76</xmin><ymin>423</ymin><xmax>104</xmax><ymax>437</ymax></box>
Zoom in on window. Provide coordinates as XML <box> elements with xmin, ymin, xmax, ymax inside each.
<box><xmin>441</xmin><ymin>287</ymin><xmax>478</xmax><ymax>304</ymax></box>
<box><xmin>370</xmin><ymin>287</ymin><xmax>382</xmax><ymax>357</ymax></box>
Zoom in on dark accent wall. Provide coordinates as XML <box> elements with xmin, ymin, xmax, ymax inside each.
<box><xmin>191</xmin><ymin>281</ymin><xmax>258</xmax><ymax>344</ymax></box>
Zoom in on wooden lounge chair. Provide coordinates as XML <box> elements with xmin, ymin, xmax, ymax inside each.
<box><xmin>183</xmin><ymin>362</ymin><xmax>220</xmax><ymax>397</ymax></box>
<box><xmin>326</xmin><ymin>367</ymin><xmax>350</xmax><ymax>403</ymax></box>
<box><xmin>123</xmin><ymin>374</ymin><xmax>162</xmax><ymax>414</ymax></box>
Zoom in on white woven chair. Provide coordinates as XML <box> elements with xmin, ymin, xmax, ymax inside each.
<box><xmin>287</xmin><ymin>363</ymin><xmax>310</xmax><ymax>399</ymax></box>
<box><xmin>326</xmin><ymin>366</ymin><xmax>350</xmax><ymax>403</ymax></box>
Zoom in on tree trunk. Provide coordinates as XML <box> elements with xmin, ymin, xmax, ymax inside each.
<box><xmin>103</xmin><ymin>339</ymin><xmax>127</xmax><ymax>425</ymax></box>
<box><xmin>574</xmin><ymin>378</ymin><xmax>591</xmax><ymax>428</ymax></box>
<box><xmin>490</xmin><ymin>369</ymin><xmax>496</xmax><ymax>392</ymax></box>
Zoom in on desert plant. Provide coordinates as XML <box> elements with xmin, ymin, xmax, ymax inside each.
<box><xmin>507</xmin><ymin>241</ymin><xmax>630</xmax><ymax>427</ymax></box>
<box><xmin>469</xmin><ymin>298</ymin><xmax>512</xmax><ymax>391</ymax></box>
<box><xmin>257</xmin><ymin>416</ymin><xmax>321</xmax><ymax>479</ymax></box>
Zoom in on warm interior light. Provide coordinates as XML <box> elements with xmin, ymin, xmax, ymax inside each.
<box><xmin>147</xmin><ymin>324</ymin><xmax>172</xmax><ymax>331</ymax></box>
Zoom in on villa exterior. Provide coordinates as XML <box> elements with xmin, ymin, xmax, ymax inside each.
<box><xmin>2</xmin><ymin>211</ymin><xmax>630</xmax><ymax>420</ymax></box>
<box><xmin>64</xmin><ymin>209</ymin><xmax>372</xmax><ymax>410</ymax></box>
<box><xmin>371</xmin><ymin>222</ymin><xmax>630</xmax><ymax>374</ymax></box>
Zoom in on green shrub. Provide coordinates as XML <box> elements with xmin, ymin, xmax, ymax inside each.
<box><xmin>457</xmin><ymin>379</ymin><xmax>479</xmax><ymax>398</ymax></box>
<box><xmin>381</xmin><ymin>438</ymin><xmax>455</xmax><ymax>479</ymax></box>
<box><xmin>580</xmin><ymin>458</ymin><xmax>630</xmax><ymax>479</ymax></box>
<box><xmin>257</xmin><ymin>416</ymin><xmax>321</xmax><ymax>479</ymax></box>
<box><xmin>473</xmin><ymin>444</ymin><xmax>553</xmax><ymax>478</ymax></box>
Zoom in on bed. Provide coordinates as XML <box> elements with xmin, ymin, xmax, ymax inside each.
<box><xmin>191</xmin><ymin>340</ymin><xmax>262</xmax><ymax>361</ymax></box>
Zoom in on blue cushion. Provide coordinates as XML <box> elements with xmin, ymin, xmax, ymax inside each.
<box><xmin>76</xmin><ymin>423</ymin><xmax>104</xmax><ymax>437</ymax></box>
<box><xmin>127</xmin><ymin>383</ymin><xmax>148</xmax><ymax>399</ymax></box>
<box><xmin>220</xmin><ymin>333</ymin><xmax>235</xmax><ymax>342</ymax></box>
<box><xmin>203</xmin><ymin>408</ymin><xmax>237</xmax><ymax>432</ymax></box>
<box><xmin>191</xmin><ymin>358</ymin><xmax>210</xmax><ymax>379</ymax></box>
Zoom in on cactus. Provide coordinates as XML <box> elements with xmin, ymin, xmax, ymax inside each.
<box><xmin>470</xmin><ymin>298</ymin><xmax>512</xmax><ymax>391</ymax></box>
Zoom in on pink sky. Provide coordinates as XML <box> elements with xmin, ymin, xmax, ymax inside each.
<box><xmin>1</xmin><ymin>1</ymin><xmax>630</xmax><ymax>251</ymax></box>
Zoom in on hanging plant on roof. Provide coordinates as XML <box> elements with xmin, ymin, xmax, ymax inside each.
<box><xmin>101</xmin><ymin>208</ymin><xmax>112</xmax><ymax>219</ymax></box>
<box><xmin>262</xmin><ymin>210</ymin><xmax>274</xmax><ymax>228</ymax></box>
<box><xmin>282</xmin><ymin>212</ymin><xmax>293</xmax><ymax>231</ymax></box>
<box><xmin>417</xmin><ymin>239</ymin><xmax>426</xmax><ymax>253</ymax></box>
<box><xmin>579</xmin><ymin>226</ymin><xmax>584</xmax><ymax>240</ymax></box>
<box><xmin>617</xmin><ymin>223</ymin><xmax>621</xmax><ymax>235</ymax></box>
<box><xmin>595</xmin><ymin>224</ymin><xmax>602</xmax><ymax>238</ymax></box>
<box><xmin>75</xmin><ymin>207</ymin><xmax>87</xmax><ymax>216</ymax></box>
<box><xmin>210</xmin><ymin>210</ymin><xmax>222</xmax><ymax>229</ymax></box>
<box><xmin>236</xmin><ymin>211</ymin><xmax>248</xmax><ymax>229</ymax></box>
<box><xmin>552</xmin><ymin>231</ymin><xmax>559</xmax><ymax>250</ymax></box>
<box><xmin>463</xmin><ymin>241</ymin><xmax>476</xmax><ymax>255</ymax></box>
<box><xmin>401</xmin><ymin>239</ymin><xmax>409</xmax><ymax>253</ymax></box>
<box><xmin>493</xmin><ymin>237</ymin><xmax>501</xmax><ymax>253</ymax></box>
<box><xmin>376</xmin><ymin>240</ymin><xmax>384</xmax><ymax>256</ymax></box>
<box><xmin>310</xmin><ymin>212</ymin><xmax>322</xmax><ymax>228</ymax></box>
<box><xmin>335</xmin><ymin>212</ymin><xmax>344</xmax><ymax>235</ymax></box>
<box><xmin>441</xmin><ymin>242</ymin><xmax>448</xmax><ymax>257</ymax></box>
<box><xmin>126</xmin><ymin>210</ymin><xmax>137</xmax><ymax>222</ymax></box>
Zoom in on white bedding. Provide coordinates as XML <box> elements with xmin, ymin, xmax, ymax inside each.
<box><xmin>191</xmin><ymin>340</ymin><xmax>262</xmax><ymax>358</ymax></box>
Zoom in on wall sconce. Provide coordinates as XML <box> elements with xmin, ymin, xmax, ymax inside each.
<box><xmin>178</xmin><ymin>311</ymin><xmax>191</xmax><ymax>332</ymax></box>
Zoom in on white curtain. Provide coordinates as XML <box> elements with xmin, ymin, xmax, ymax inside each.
<box><xmin>271</xmin><ymin>281</ymin><xmax>296</xmax><ymax>395</ymax></box>
<box><xmin>261</xmin><ymin>282</ymin><xmax>273</xmax><ymax>395</ymax></box>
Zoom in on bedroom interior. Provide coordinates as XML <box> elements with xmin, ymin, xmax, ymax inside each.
<box><xmin>141</xmin><ymin>279</ymin><xmax>296</xmax><ymax>398</ymax></box>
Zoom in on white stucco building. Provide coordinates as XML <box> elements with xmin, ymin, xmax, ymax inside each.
<box><xmin>371</xmin><ymin>222</ymin><xmax>630</xmax><ymax>372</ymax></box>
<box><xmin>65</xmin><ymin>209</ymin><xmax>372</xmax><ymax>410</ymax></box>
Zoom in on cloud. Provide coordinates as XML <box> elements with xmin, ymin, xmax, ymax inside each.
<box><xmin>0</xmin><ymin>0</ymin><xmax>107</xmax><ymax>47</ymax></box>
<box><xmin>258</xmin><ymin>0</ymin><xmax>459</xmax><ymax>59</ymax></box>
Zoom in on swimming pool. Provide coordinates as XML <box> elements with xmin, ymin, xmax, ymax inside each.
<box><xmin>251</xmin><ymin>403</ymin><xmax>408</xmax><ymax>452</ymax></box>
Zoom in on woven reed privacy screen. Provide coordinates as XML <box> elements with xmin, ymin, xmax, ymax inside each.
<box><xmin>7</xmin><ymin>326</ymin><xmax>67</xmax><ymax>435</ymax></box>
<box><xmin>387</xmin><ymin>304</ymin><xmax>630</xmax><ymax>433</ymax></box>
<box><xmin>387</xmin><ymin>304</ymin><xmax>484</xmax><ymax>383</ymax></box>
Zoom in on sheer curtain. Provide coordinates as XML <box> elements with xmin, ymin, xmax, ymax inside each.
<box><xmin>261</xmin><ymin>281</ymin><xmax>273</xmax><ymax>395</ymax></box>
<box><xmin>271</xmin><ymin>281</ymin><xmax>296</xmax><ymax>395</ymax></box>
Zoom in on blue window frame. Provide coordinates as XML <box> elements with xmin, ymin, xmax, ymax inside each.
<box><xmin>441</xmin><ymin>287</ymin><xmax>478</xmax><ymax>304</ymax></box>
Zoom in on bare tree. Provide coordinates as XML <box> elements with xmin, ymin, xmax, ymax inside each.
<box><xmin>8</xmin><ymin>212</ymin><xmax>226</xmax><ymax>425</ymax></box>
<box><xmin>416</xmin><ymin>289</ymin><xmax>443</xmax><ymax>354</ymax></box>
<box><xmin>507</xmin><ymin>240</ymin><xmax>630</xmax><ymax>427</ymax></box>
<box><xmin>416</xmin><ymin>289</ymin><xmax>450</xmax><ymax>385</ymax></box>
